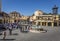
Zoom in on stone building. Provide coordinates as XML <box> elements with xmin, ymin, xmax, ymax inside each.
<box><xmin>18</xmin><ymin>16</ymin><xmax>29</xmax><ymax>24</ymax></box>
<box><xmin>30</xmin><ymin>5</ymin><xmax>60</xmax><ymax>27</ymax></box>
<box><xmin>9</xmin><ymin>11</ymin><xmax>21</xmax><ymax>23</ymax></box>
<box><xmin>0</xmin><ymin>12</ymin><xmax>10</xmax><ymax>23</ymax></box>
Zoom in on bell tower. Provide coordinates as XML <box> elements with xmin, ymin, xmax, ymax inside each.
<box><xmin>52</xmin><ymin>5</ymin><xmax>58</xmax><ymax>14</ymax></box>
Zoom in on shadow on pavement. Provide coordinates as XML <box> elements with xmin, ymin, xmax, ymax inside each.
<box><xmin>12</xmin><ymin>33</ymin><xmax>18</xmax><ymax>35</ymax></box>
<box><xmin>0</xmin><ymin>39</ymin><xmax>15</xmax><ymax>41</ymax></box>
<box><xmin>20</xmin><ymin>31</ymin><xmax>29</xmax><ymax>33</ymax></box>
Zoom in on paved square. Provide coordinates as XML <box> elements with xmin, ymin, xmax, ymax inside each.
<box><xmin>0</xmin><ymin>27</ymin><xmax>60</xmax><ymax>41</ymax></box>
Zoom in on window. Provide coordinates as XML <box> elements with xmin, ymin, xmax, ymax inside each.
<box><xmin>36</xmin><ymin>16</ymin><xmax>40</xmax><ymax>20</ymax></box>
<box><xmin>54</xmin><ymin>17</ymin><xmax>56</xmax><ymax>19</ymax></box>
<box><xmin>41</xmin><ymin>17</ymin><xmax>43</xmax><ymax>20</ymax></box>
<box><xmin>38</xmin><ymin>22</ymin><xmax>40</xmax><ymax>25</ymax></box>
<box><xmin>59</xmin><ymin>16</ymin><xmax>60</xmax><ymax>20</ymax></box>
<box><xmin>38</xmin><ymin>17</ymin><xmax>40</xmax><ymax>19</ymax></box>
<box><xmin>59</xmin><ymin>18</ymin><xmax>60</xmax><ymax>20</ymax></box>
<box><xmin>48</xmin><ymin>18</ymin><xmax>51</xmax><ymax>20</ymax></box>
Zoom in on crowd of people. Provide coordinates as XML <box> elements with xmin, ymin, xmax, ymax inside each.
<box><xmin>0</xmin><ymin>22</ymin><xmax>31</xmax><ymax>39</ymax></box>
<box><xmin>2</xmin><ymin>22</ymin><xmax>19</xmax><ymax>39</ymax></box>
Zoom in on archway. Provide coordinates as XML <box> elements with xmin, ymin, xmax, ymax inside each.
<box><xmin>54</xmin><ymin>22</ymin><xmax>57</xmax><ymax>26</ymax></box>
<box><xmin>48</xmin><ymin>22</ymin><xmax>51</xmax><ymax>26</ymax></box>
<box><xmin>59</xmin><ymin>22</ymin><xmax>60</xmax><ymax>26</ymax></box>
<box><xmin>14</xmin><ymin>20</ymin><xmax>17</xmax><ymax>22</ymax></box>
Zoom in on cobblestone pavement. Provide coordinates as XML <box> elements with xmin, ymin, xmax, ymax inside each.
<box><xmin>0</xmin><ymin>27</ymin><xmax>60</xmax><ymax>41</ymax></box>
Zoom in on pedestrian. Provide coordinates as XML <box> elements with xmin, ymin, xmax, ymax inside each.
<box><xmin>3</xmin><ymin>31</ymin><xmax>6</xmax><ymax>39</ymax></box>
<box><xmin>3</xmin><ymin>27</ymin><xmax>7</xmax><ymax>39</ymax></box>
<box><xmin>9</xmin><ymin>24</ymin><xmax>12</xmax><ymax>35</ymax></box>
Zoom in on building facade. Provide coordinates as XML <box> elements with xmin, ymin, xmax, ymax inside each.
<box><xmin>0</xmin><ymin>12</ymin><xmax>10</xmax><ymax>23</ymax></box>
<box><xmin>9</xmin><ymin>11</ymin><xmax>21</xmax><ymax>23</ymax></box>
<box><xmin>0</xmin><ymin>5</ymin><xmax>60</xmax><ymax>27</ymax></box>
<box><xmin>18</xmin><ymin>16</ymin><xmax>29</xmax><ymax>24</ymax></box>
<box><xmin>30</xmin><ymin>10</ymin><xmax>60</xmax><ymax>27</ymax></box>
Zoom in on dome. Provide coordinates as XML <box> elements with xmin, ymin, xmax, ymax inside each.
<box><xmin>34</xmin><ymin>10</ymin><xmax>43</xmax><ymax>16</ymax></box>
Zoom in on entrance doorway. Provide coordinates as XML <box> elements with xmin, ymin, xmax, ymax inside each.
<box><xmin>14</xmin><ymin>20</ymin><xmax>17</xmax><ymax>22</ymax></box>
<box><xmin>48</xmin><ymin>22</ymin><xmax>51</xmax><ymax>26</ymax></box>
<box><xmin>59</xmin><ymin>22</ymin><xmax>60</xmax><ymax>26</ymax></box>
<box><xmin>54</xmin><ymin>22</ymin><xmax>57</xmax><ymax>26</ymax></box>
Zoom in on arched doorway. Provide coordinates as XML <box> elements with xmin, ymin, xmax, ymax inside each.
<box><xmin>42</xmin><ymin>22</ymin><xmax>46</xmax><ymax>26</ymax></box>
<box><xmin>54</xmin><ymin>22</ymin><xmax>57</xmax><ymax>26</ymax></box>
<box><xmin>59</xmin><ymin>22</ymin><xmax>60</xmax><ymax>26</ymax></box>
<box><xmin>48</xmin><ymin>22</ymin><xmax>51</xmax><ymax>26</ymax></box>
<box><xmin>14</xmin><ymin>20</ymin><xmax>17</xmax><ymax>22</ymax></box>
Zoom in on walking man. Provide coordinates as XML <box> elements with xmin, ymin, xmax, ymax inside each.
<box><xmin>3</xmin><ymin>31</ymin><xmax>6</xmax><ymax>39</ymax></box>
<box><xmin>9</xmin><ymin>24</ymin><xmax>12</xmax><ymax>35</ymax></box>
<box><xmin>3</xmin><ymin>27</ymin><xmax>7</xmax><ymax>39</ymax></box>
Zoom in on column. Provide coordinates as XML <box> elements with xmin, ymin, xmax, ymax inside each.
<box><xmin>27</xmin><ymin>26</ymin><xmax>28</xmax><ymax>30</ymax></box>
<box><xmin>40</xmin><ymin>22</ymin><xmax>42</xmax><ymax>28</ymax></box>
<box><xmin>36</xmin><ymin>22</ymin><xmax>38</xmax><ymax>25</ymax></box>
<box><xmin>46</xmin><ymin>22</ymin><xmax>48</xmax><ymax>26</ymax></box>
<box><xmin>52</xmin><ymin>22</ymin><xmax>54</xmax><ymax>27</ymax></box>
<box><xmin>57</xmin><ymin>22</ymin><xmax>59</xmax><ymax>26</ymax></box>
<box><xmin>23</xmin><ymin>26</ymin><xmax>25</xmax><ymax>31</ymax></box>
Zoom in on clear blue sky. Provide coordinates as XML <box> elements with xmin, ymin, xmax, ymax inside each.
<box><xmin>2</xmin><ymin>0</ymin><xmax>60</xmax><ymax>16</ymax></box>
